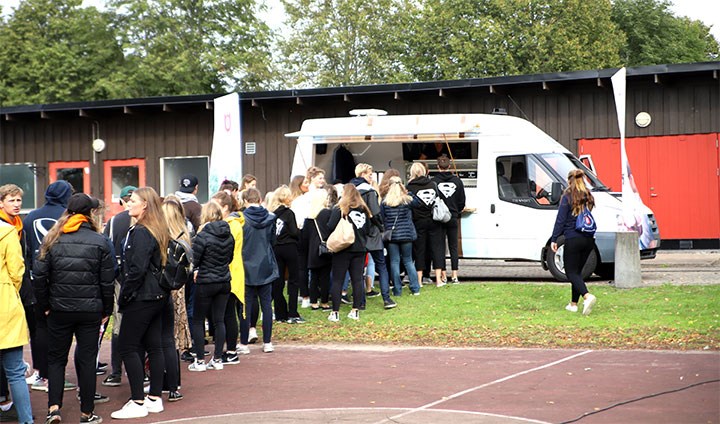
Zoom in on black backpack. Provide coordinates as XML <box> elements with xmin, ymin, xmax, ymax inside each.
<box><xmin>157</xmin><ymin>237</ymin><xmax>193</xmax><ymax>291</ymax></box>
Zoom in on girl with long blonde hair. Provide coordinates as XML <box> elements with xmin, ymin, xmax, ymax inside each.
<box><xmin>381</xmin><ymin>177</ymin><xmax>421</xmax><ymax>296</ymax></box>
<box><xmin>550</xmin><ymin>169</ymin><xmax>597</xmax><ymax>315</ymax></box>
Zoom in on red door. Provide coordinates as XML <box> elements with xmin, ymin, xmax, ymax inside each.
<box><xmin>49</xmin><ymin>161</ymin><xmax>91</xmax><ymax>194</ymax></box>
<box><xmin>103</xmin><ymin>159</ymin><xmax>146</xmax><ymax>219</ymax></box>
<box><xmin>579</xmin><ymin>134</ymin><xmax>720</xmax><ymax>240</ymax></box>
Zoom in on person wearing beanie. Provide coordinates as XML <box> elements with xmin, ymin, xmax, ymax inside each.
<box><xmin>33</xmin><ymin>193</ymin><xmax>115</xmax><ymax>424</ymax></box>
<box><xmin>21</xmin><ymin>180</ymin><xmax>75</xmax><ymax>392</ymax></box>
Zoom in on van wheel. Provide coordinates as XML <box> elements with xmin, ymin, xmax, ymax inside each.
<box><xmin>545</xmin><ymin>241</ymin><xmax>597</xmax><ymax>282</ymax></box>
<box><xmin>594</xmin><ymin>263</ymin><xmax>615</xmax><ymax>279</ymax></box>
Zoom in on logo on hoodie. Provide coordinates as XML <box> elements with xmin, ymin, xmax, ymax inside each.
<box><xmin>33</xmin><ymin>218</ymin><xmax>58</xmax><ymax>244</ymax></box>
<box><xmin>275</xmin><ymin>219</ymin><xmax>285</xmax><ymax>236</ymax></box>
<box><xmin>438</xmin><ymin>182</ymin><xmax>457</xmax><ymax>198</ymax></box>
<box><xmin>348</xmin><ymin>211</ymin><xmax>366</xmax><ymax>229</ymax></box>
<box><xmin>416</xmin><ymin>188</ymin><xmax>436</xmax><ymax>206</ymax></box>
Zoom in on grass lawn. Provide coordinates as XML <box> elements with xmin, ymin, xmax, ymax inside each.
<box><xmin>272</xmin><ymin>283</ymin><xmax>720</xmax><ymax>350</ymax></box>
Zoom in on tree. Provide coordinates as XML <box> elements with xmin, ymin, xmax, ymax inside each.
<box><xmin>108</xmin><ymin>0</ymin><xmax>275</xmax><ymax>97</ymax></box>
<box><xmin>611</xmin><ymin>0</ymin><xmax>719</xmax><ymax>66</ymax></box>
<box><xmin>403</xmin><ymin>0</ymin><xmax>625</xmax><ymax>81</ymax></box>
<box><xmin>0</xmin><ymin>0</ymin><xmax>125</xmax><ymax>106</ymax></box>
<box><xmin>278</xmin><ymin>0</ymin><xmax>417</xmax><ymax>88</ymax></box>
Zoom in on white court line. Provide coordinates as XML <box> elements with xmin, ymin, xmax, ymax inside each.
<box><xmin>374</xmin><ymin>349</ymin><xmax>594</xmax><ymax>424</ymax></box>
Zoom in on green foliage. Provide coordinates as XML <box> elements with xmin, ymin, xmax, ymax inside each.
<box><xmin>611</xmin><ymin>0</ymin><xmax>719</xmax><ymax>66</ymax></box>
<box><xmin>278</xmin><ymin>0</ymin><xmax>417</xmax><ymax>87</ymax></box>
<box><xmin>273</xmin><ymin>283</ymin><xmax>720</xmax><ymax>350</ymax></box>
<box><xmin>0</xmin><ymin>0</ymin><xmax>124</xmax><ymax>106</ymax></box>
<box><xmin>405</xmin><ymin>0</ymin><xmax>625</xmax><ymax>81</ymax></box>
<box><xmin>108</xmin><ymin>0</ymin><xmax>275</xmax><ymax>96</ymax></box>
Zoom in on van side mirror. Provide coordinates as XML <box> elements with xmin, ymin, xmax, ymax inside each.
<box><xmin>550</xmin><ymin>182</ymin><xmax>562</xmax><ymax>204</ymax></box>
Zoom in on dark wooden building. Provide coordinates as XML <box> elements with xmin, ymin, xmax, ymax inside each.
<box><xmin>1</xmin><ymin>61</ymin><xmax>718</xmax><ymax>247</ymax></box>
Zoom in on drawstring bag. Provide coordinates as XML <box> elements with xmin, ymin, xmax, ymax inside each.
<box><xmin>432</xmin><ymin>196</ymin><xmax>451</xmax><ymax>223</ymax></box>
<box><xmin>327</xmin><ymin>216</ymin><xmax>355</xmax><ymax>252</ymax></box>
<box><xmin>575</xmin><ymin>207</ymin><xmax>597</xmax><ymax>235</ymax></box>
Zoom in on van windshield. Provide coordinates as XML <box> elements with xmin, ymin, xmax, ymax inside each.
<box><xmin>538</xmin><ymin>153</ymin><xmax>610</xmax><ymax>192</ymax></box>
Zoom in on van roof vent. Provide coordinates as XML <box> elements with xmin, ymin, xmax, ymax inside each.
<box><xmin>491</xmin><ymin>108</ymin><xmax>507</xmax><ymax>115</ymax></box>
<box><xmin>349</xmin><ymin>109</ymin><xmax>388</xmax><ymax>117</ymax></box>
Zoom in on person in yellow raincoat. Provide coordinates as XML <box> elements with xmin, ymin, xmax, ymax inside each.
<box><xmin>0</xmin><ymin>184</ymin><xmax>32</xmax><ymax>423</ymax></box>
<box><xmin>210</xmin><ymin>191</ymin><xmax>246</xmax><ymax>362</ymax></box>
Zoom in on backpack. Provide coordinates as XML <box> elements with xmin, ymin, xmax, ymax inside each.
<box><xmin>575</xmin><ymin>207</ymin><xmax>597</xmax><ymax>235</ymax></box>
<box><xmin>157</xmin><ymin>237</ymin><xmax>193</xmax><ymax>291</ymax></box>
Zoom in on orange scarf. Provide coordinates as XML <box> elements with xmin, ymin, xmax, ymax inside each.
<box><xmin>63</xmin><ymin>214</ymin><xmax>89</xmax><ymax>233</ymax></box>
<box><xmin>0</xmin><ymin>210</ymin><xmax>22</xmax><ymax>238</ymax></box>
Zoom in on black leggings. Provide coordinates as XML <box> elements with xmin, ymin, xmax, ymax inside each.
<box><xmin>440</xmin><ymin>219</ymin><xmax>459</xmax><ymax>271</ymax></box>
<box><xmin>272</xmin><ymin>243</ymin><xmax>300</xmax><ymax>320</ymax></box>
<box><xmin>192</xmin><ymin>283</ymin><xmax>230</xmax><ymax>360</ymax></box>
<box><xmin>224</xmin><ymin>293</ymin><xmax>241</xmax><ymax>352</ymax></box>
<box><xmin>160</xmin><ymin>297</ymin><xmax>179</xmax><ymax>391</ymax></box>
<box><xmin>563</xmin><ymin>236</ymin><xmax>595</xmax><ymax>302</ymax></box>
<box><xmin>118</xmin><ymin>299</ymin><xmax>165</xmax><ymax>400</ymax></box>
<box><xmin>310</xmin><ymin>265</ymin><xmax>331</xmax><ymax>305</ymax></box>
<box><xmin>331</xmin><ymin>250</ymin><xmax>365</xmax><ymax>311</ymax></box>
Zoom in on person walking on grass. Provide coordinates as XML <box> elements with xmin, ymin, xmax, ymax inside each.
<box><xmin>33</xmin><ymin>194</ymin><xmax>115</xmax><ymax>424</ymax></box>
<box><xmin>551</xmin><ymin>169</ymin><xmax>598</xmax><ymax>316</ymax></box>
<box><xmin>327</xmin><ymin>184</ymin><xmax>371</xmax><ymax>322</ymax></box>
<box><xmin>241</xmin><ymin>189</ymin><xmax>279</xmax><ymax>353</ymax></box>
<box><xmin>0</xmin><ymin>184</ymin><xmax>33</xmax><ymax>424</ymax></box>
<box><xmin>111</xmin><ymin>188</ymin><xmax>169</xmax><ymax>419</ymax></box>
<box><xmin>188</xmin><ymin>202</ymin><xmax>234</xmax><ymax>372</ymax></box>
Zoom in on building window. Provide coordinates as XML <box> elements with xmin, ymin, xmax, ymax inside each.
<box><xmin>0</xmin><ymin>163</ymin><xmax>38</xmax><ymax>212</ymax></box>
<box><xmin>160</xmin><ymin>156</ymin><xmax>210</xmax><ymax>203</ymax></box>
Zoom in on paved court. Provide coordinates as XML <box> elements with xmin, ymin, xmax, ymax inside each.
<box><xmin>27</xmin><ymin>344</ymin><xmax>719</xmax><ymax>424</ymax></box>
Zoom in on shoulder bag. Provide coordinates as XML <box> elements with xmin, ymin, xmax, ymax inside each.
<box><xmin>382</xmin><ymin>213</ymin><xmax>398</xmax><ymax>242</ymax></box>
<box><xmin>327</xmin><ymin>216</ymin><xmax>355</xmax><ymax>252</ymax></box>
<box><xmin>313</xmin><ymin>219</ymin><xmax>332</xmax><ymax>258</ymax></box>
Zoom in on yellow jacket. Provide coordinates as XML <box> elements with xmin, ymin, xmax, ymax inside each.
<box><xmin>226</xmin><ymin>213</ymin><xmax>245</xmax><ymax>315</ymax></box>
<box><xmin>0</xmin><ymin>222</ymin><xmax>28</xmax><ymax>350</ymax></box>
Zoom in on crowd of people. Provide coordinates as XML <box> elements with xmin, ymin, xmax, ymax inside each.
<box><xmin>0</xmin><ymin>154</ymin><xmax>598</xmax><ymax>424</ymax></box>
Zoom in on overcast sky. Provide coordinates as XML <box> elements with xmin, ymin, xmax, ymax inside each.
<box><xmin>2</xmin><ymin>0</ymin><xmax>719</xmax><ymax>50</ymax></box>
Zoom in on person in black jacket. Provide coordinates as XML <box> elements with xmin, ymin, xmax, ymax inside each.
<box><xmin>327</xmin><ymin>184</ymin><xmax>371</xmax><ymax>322</ymax></box>
<box><xmin>300</xmin><ymin>188</ymin><xmax>335</xmax><ymax>311</ymax></box>
<box><xmin>188</xmin><ymin>202</ymin><xmax>234</xmax><ymax>371</ymax></box>
<box><xmin>268</xmin><ymin>186</ymin><xmax>303</xmax><ymax>324</ymax></box>
<box><xmin>406</xmin><ymin>163</ymin><xmax>445</xmax><ymax>287</ymax></box>
<box><xmin>33</xmin><ymin>193</ymin><xmax>115</xmax><ymax>424</ymax></box>
<box><xmin>111</xmin><ymin>187</ymin><xmax>170</xmax><ymax>420</ymax></box>
<box><xmin>432</xmin><ymin>155</ymin><xmax>466</xmax><ymax>284</ymax></box>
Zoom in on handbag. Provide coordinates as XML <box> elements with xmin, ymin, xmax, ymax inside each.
<box><xmin>313</xmin><ymin>219</ymin><xmax>332</xmax><ymax>258</ymax></box>
<box><xmin>327</xmin><ymin>216</ymin><xmax>355</xmax><ymax>252</ymax></box>
<box><xmin>382</xmin><ymin>213</ymin><xmax>398</xmax><ymax>242</ymax></box>
<box><xmin>575</xmin><ymin>206</ymin><xmax>597</xmax><ymax>235</ymax></box>
<box><xmin>432</xmin><ymin>196</ymin><xmax>451</xmax><ymax>223</ymax></box>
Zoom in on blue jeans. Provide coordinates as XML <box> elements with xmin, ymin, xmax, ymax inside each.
<box><xmin>0</xmin><ymin>346</ymin><xmax>33</xmax><ymax>423</ymax></box>
<box><xmin>369</xmin><ymin>250</ymin><xmax>391</xmax><ymax>301</ymax></box>
<box><xmin>387</xmin><ymin>242</ymin><xmax>420</xmax><ymax>295</ymax></box>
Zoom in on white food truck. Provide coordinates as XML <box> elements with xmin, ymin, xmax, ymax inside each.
<box><xmin>286</xmin><ymin>110</ymin><xmax>660</xmax><ymax>281</ymax></box>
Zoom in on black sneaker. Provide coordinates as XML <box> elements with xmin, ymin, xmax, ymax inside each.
<box><xmin>97</xmin><ymin>362</ymin><xmax>108</xmax><ymax>371</ymax></box>
<box><xmin>291</xmin><ymin>316</ymin><xmax>306</xmax><ymax>324</ymax></box>
<box><xmin>80</xmin><ymin>412</ymin><xmax>102</xmax><ymax>423</ymax></box>
<box><xmin>0</xmin><ymin>404</ymin><xmax>18</xmax><ymax>422</ymax></box>
<box><xmin>168</xmin><ymin>391</ymin><xmax>183</xmax><ymax>402</ymax></box>
<box><xmin>340</xmin><ymin>295</ymin><xmax>351</xmax><ymax>305</ymax></box>
<box><xmin>77</xmin><ymin>392</ymin><xmax>109</xmax><ymax>404</ymax></box>
<box><xmin>383</xmin><ymin>299</ymin><xmax>398</xmax><ymax>309</ymax></box>
<box><xmin>221</xmin><ymin>352</ymin><xmax>240</xmax><ymax>365</ymax></box>
<box><xmin>365</xmin><ymin>290</ymin><xmax>381</xmax><ymax>298</ymax></box>
<box><xmin>95</xmin><ymin>366</ymin><xmax>106</xmax><ymax>376</ymax></box>
<box><xmin>46</xmin><ymin>409</ymin><xmax>61</xmax><ymax>424</ymax></box>
<box><xmin>180</xmin><ymin>350</ymin><xmax>194</xmax><ymax>363</ymax></box>
<box><xmin>101</xmin><ymin>374</ymin><xmax>121</xmax><ymax>387</ymax></box>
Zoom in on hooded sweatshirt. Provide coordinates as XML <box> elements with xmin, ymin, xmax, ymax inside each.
<box><xmin>192</xmin><ymin>220</ymin><xmax>234</xmax><ymax>283</ymax></box>
<box><xmin>406</xmin><ymin>176</ymin><xmax>437</xmax><ymax>223</ymax></box>
<box><xmin>273</xmin><ymin>205</ymin><xmax>300</xmax><ymax>245</ymax></box>
<box><xmin>432</xmin><ymin>172</ymin><xmax>466</xmax><ymax>220</ymax></box>
<box><xmin>242</xmin><ymin>205</ymin><xmax>279</xmax><ymax>286</ymax></box>
<box><xmin>226</xmin><ymin>212</ymin><xmax>245</xmax><ymax>302</ymax></box>
<box><xmin>23</xmin><ymin>180</ymin><xmax>73</xmax><ymax>267</ymax></box>
<box><xmin>174</xmin><ymin>191</ymin><xmax>202</xmax><ymax>235</ymax></box>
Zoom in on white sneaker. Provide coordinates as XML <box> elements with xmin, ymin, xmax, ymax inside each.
<box><xmin>207</xmin><ymin>358</ymin><xmax>224</xmax><ymax>370</ymax></box>
<box><xmin>237</xmin><ymin>345</ymin><xmax>250</xmax><ymax>355</ymax></box>
<box><xmin>25</xmin><ymin>370</ymin><xmax>39</xmax><ymax>385</ymax></box>
<box><xmin>301</xmin><ymin>297</ymin><xmax>311</xmax><ymax>309</ymax></box>
<box><xmin>565</xmin><ymin>303</ymin><xmax>578</xmax><ymax>313</ymax></box>
<box><xmin>144</xmin><ymin>396</ymin><xmax>164</xmax><ymax>413</ymax></box>
<box><xmin>436</xmin><ymin>281</ymin><xmax>447</xmax><ymax>287</ymax></box>
<box><xmin>582</xmin><ymin>294</ymin><xmax>597</xmax><ymax>316</ymax></box>
<box><xmin>328</xmin><ymin>311</ymin><xmax>340</xmax><ymax>322</ymax></box>
<box><xmin>248</xmin><ymin>327</ymin><xmax>258</xmax><ymax>344</ymax></box>
<box><xmin>262</xmin><ymin>343</ymin><xmax>274</xmax><ymax>353</ymax></box>
<box><xmin>111</xmin><ymin>400</ymin><xmax>148</xmax><ymax>419</ymax></box>
<box><xmin>188</xmin><ymin>360</ymin><xmax>206</xmax><ymax>372</ymax></box>
<box><xmin>347</xmin><ymin>309</ymin><xmax>360</xmax><ymax>321</ymax></box>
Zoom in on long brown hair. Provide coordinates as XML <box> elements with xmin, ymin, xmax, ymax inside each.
<box><xmin>39</xmin><ymin>210</ymin><xmax>100</xmax><ymax>260</ymax></box>
<box><xmin>337</xmin><ymin>184</ymin><xmax>371</xmax><ymax>217</ymax></box>
<box><xmin>211</xmin><ymin>190</ymin><xmax>240</xmax><ymax>214</ymax></box>
<box><xmin>134</xmin><ymin>187</ymin><xmax>170</xmax><ymax>266</ymax></box>
<box><xmin>565</xmin><ymin>169</ymin><xmax>595</xmax><ymax>215</ymax></box>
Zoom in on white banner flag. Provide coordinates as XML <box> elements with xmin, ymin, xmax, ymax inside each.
<box><xmin>610</xmin><ymin>68</ymin><xmax>657</xmax><ymax>249</ymax></box>
<box><xmin>209</xmin><ymin>93</ymin><xmax>242</xmax><ymax>193</ymax></box>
